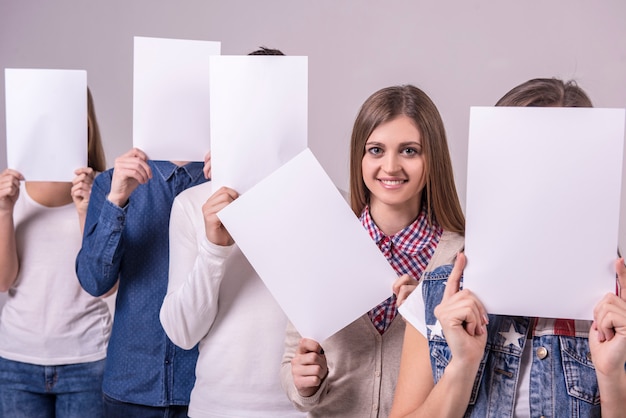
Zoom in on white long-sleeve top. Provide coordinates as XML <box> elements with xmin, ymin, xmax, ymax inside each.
<box><xmin>160</xmin><ymin>182</ymin><xmax>304</xmax><ymax>418</ymax></box>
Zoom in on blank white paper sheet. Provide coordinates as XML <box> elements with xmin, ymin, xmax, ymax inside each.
<box><xmin>217</xmin><ymin>148</ymin><xmax>397</xmax><ymax>342</ymax></box>
<box><xmin>464</xmin><ymin>106</ymin><xmax>625</xmax><ymax>320</ymax></box>
<box><xmin>133</xmin><ymin>36</ymin><xmax>221</xmax><ymax>162</ymax></box>
<box><xmin>5</xmin><ymin>68</ymin><xmax>87</xmax><ymax>181</ymax></box>
<box><xmin>209</xmin><ymin>55</ymin><xmax>307</xmax><ymax>194</ymax></box>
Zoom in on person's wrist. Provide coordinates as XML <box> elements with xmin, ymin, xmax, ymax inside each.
<box><xmin>107</xmin><ymin>192</ymin><xmax>128</xmax><ymax>208</ymax></box>
<box><xmin>0</xmin><ymin>205</ymin><xmax>15</xmax><ymax>216</ymax></box>
<box><xmin>297</xmin><ymin>385</ymin><xmax>320</xmax><ymax>398</ymax></box>
<box><xmin>205</xmin><ymin>230</ymin><xmax>233</xmax><ymax>247</ymax></box>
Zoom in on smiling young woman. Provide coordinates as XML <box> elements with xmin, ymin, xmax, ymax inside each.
<box><xmin>281</xmin><ymin>84</ymin><xmax>465</xmax><ymax>417</ymax></box>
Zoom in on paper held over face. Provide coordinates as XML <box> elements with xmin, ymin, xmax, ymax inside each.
<box><xmin>5</xmin><ymin>68</ymin><xmax>87</xmax><ymax>181</ymax></box>
<box><xmin>464</xmin><ymin>106</ymin><xmax>625</xmax><ymax>320</ymax></box>
<box><xmin>209</xmin><ymin>55</ymin><xmax>307</xmax><ymax>194</ymax></box>
<box><xmin>132</xmin><ymin>36</ymin><xmax>221</xmax><ymax>162</ymax></box>
<box><xmin>217</xmin><ymin>148</ymin><xmax>397</xmax><ymax>342</ymax></box>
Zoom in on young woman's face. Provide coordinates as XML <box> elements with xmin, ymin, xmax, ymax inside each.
<box><xmin>362</xmin><ymin>115</ymin><xmax>425</xmax><ymax>214</ymax></box>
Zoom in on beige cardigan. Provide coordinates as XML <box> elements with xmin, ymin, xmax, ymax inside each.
<box><xmin>280</xmin><ymin>231</ymin><xmax>464</xmax><ymax>418</ymax></box>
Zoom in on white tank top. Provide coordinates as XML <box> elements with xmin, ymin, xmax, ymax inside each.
<box><xmin>0</xmin><ymin>183</ymin><xmax>111</xmax><ymax>365</ymax></box>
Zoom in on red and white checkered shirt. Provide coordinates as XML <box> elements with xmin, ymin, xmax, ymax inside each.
<box><xmin>532</xmin><ymin>318</ymin><xmax>592</xmax><ymax>338</ymax></box>
<box><xmin>361</xmin><ymin>205</ymin><xmax>443</xmax><ymax>334</ymax></box>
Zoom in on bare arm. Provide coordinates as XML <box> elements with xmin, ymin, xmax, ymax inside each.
<box><xmin>389</xmin><ymin>322</ymin><xmax>434</xmax><ymax>416</ymax></box>
<box><xmin>0</xmin><ymin>169</ymin><xmax>23</xmax><ymax>291</ymax></box>
<box><xmin>390</xmin><ymin>323</ymin><xmax>484</xmax><ymax>418</ymax></box>
<box><xmin>389</xmin><ymin>253</ymin><xmax>488</xmax><ymax>418</ymax></box>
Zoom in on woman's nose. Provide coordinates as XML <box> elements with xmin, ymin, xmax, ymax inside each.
<box><xmin>382</xmin><ymin>154</ymin><xmax>400</xmax><ymax>173</ymax></box>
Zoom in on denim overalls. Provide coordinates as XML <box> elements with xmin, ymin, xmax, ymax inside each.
<box><xmin>422</xmin><ymin>264</ymin><xmax>601</xmax><ymax>418</ymax></box>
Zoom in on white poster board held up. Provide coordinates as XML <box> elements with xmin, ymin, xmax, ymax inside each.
<box><xmin>217</xmin><ymin>148</ymin><xmax>397</xmax><ymax>342</ymax></box>
<box><xmin>464</xmin><ymin>107</ymin><xmax>625</xmax><ymax>320</ymax></box>
<box><xmin>209</xmin><ymin>55</ymin><xmax>307</xmax><ymax>194</ymax></box>
<box><xmin>133</xmin><ymin>36</ymin><xmax>221</xmax><ymax>162</ymax></box>
<box><xmin>5</xmin><ymin>68</ymin><xmax>87</xmax><ymax>181</ymax></box>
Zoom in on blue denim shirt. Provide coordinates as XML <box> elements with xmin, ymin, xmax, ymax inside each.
<box><xmin>422</xmin><ymin>264</ymin><xmax>601</xmax><ymax>418</ymax></box>
<box><xmin>76</xmin><ymin>160</ymin><xmax>207</xmax><ymax>407</ymax></box>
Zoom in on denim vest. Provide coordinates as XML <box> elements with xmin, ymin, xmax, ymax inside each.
<box><xmin>421</xmin><ymin>263</ymin><xmax>601</xmax><ymax>418</ymax></box>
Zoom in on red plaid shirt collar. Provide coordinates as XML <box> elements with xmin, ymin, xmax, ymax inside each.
<box><xmin>361</xmin><ymin>205</ymin><xmax>443</xmax><ymax>334</ymax></box>
<box><xmin>361</xmin><ymin>206</ymin><xmax>440</xmax><ymax>259</ymax></box>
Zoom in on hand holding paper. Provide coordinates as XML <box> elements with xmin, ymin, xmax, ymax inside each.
<box><xmin>70</xmin><ymin>167</ymin><xmax>96</xmax><ymax>217</ymax></box>
<box><xmin>107</xmin><ymin>148</ymin><xmax>152</xmax><ymax>207</ymax></box>
<box><xmin>392</xmin><ymin>274</ymin><xmax>419</xmax><ymax>307</ymax></box>
<box><xmin>291</xmin><ymin>338</ymin><xmax>328</xmax><ymax>397</ymax></box>
<box><xmin>0</xmin><ymin>169</ymin><xmax>23</xmax><ymax>213</ymax></box>
<box><xmin>202</xmin><ymin>186</ymin><xmax>238</xmax><ymax>246</ymax></box>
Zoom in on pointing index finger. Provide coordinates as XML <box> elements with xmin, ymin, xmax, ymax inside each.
<box><xmin>443</xmin><ymin>252</ymin><xmax>466</xmax><ymax>300</ymax></box>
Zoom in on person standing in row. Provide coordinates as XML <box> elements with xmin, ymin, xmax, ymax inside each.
<box><xmin>76</xmin><ymin>140</ymin><xmax>209</xmax><ymax>416</ymax></box>
<box><xmin>281</xmin><ymin>84</ymin><xmax>465</xmax><ymax>417</ymax></box>
<box><xmin>389</xmin><ymin>78</ymin><xmax>626</xmax><ymax>417</ymax></box>
<box><xmin>0</xmin><ymin>89</ymin><xmax>111</xmax><ymax>418</ymax></box>
<box><xmin>160</xmin><ymin>46</ymin><xmax>305</xmax><ymax>418</ymax></box>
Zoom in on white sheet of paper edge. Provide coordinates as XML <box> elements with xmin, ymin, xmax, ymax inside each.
<box><xmin>464</xmin><ymin>107</ymin><xmax>625</xmax><ymax>320</ymax></box>
<box><xmin>5</xmin><ymin>68</ymin><xmax>87</xmax><ymax>182</ymax></box>
<box><xmin>209</xmin><ymin>55</ymin><xmax>307</xmax><ymax>193</ymax></box>
<box><xmin>133</xmin><ymin>36</ymin><xmax>220</xmax><ymax>162</ymax></box>
<box><xmin>217</xmin><ymin>148</ymin><xmax>397</xmax><ymax>342</ymax></box>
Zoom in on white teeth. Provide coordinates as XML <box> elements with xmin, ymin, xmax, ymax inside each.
<box><xmin>380</xmin><ymin>179</ymin><xmax>404</xmax><ymax>185</ymax></box>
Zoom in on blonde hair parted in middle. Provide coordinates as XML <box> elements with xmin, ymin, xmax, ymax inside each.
<box><xmin>349</xmin><ymin>85</ymin><xmax>465</xmax><ymax>234</ymax></box>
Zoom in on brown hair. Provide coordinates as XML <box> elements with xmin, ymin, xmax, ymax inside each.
<box><xmin>495</xmin><ymin>78</ymin><xmax>592</xmax><ymax>108</ymax></box>
<box><xmin>349</xmin><ymin>85</ymin><xmax>465</xmax><ymax>234</ymax></box>
<box><xmin>87</xmin><ymin>88</ymin><xmax>106</xmax><ymax>172</ymax></box>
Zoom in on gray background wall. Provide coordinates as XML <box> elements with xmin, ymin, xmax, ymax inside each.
<box><xmin>1</xmin><ymin>1</ymin><xmax>626</xmax><ymax>310</ymax></box>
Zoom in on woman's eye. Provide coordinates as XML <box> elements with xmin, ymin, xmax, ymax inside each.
<box><xmin>367</xmin><ymin>146</ymin><xmax>382</xmax><ymax>155</ymax></box>
<box><xmin>402</xmin><ymin>147</ymin><xmax>420</xmax><ymax>156</ymax></box>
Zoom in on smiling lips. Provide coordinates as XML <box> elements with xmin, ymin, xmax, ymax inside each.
<box><xmin>378</xmin><ymin>178</ymin><xmax>407</xmax><ymax>187</ymax></box>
